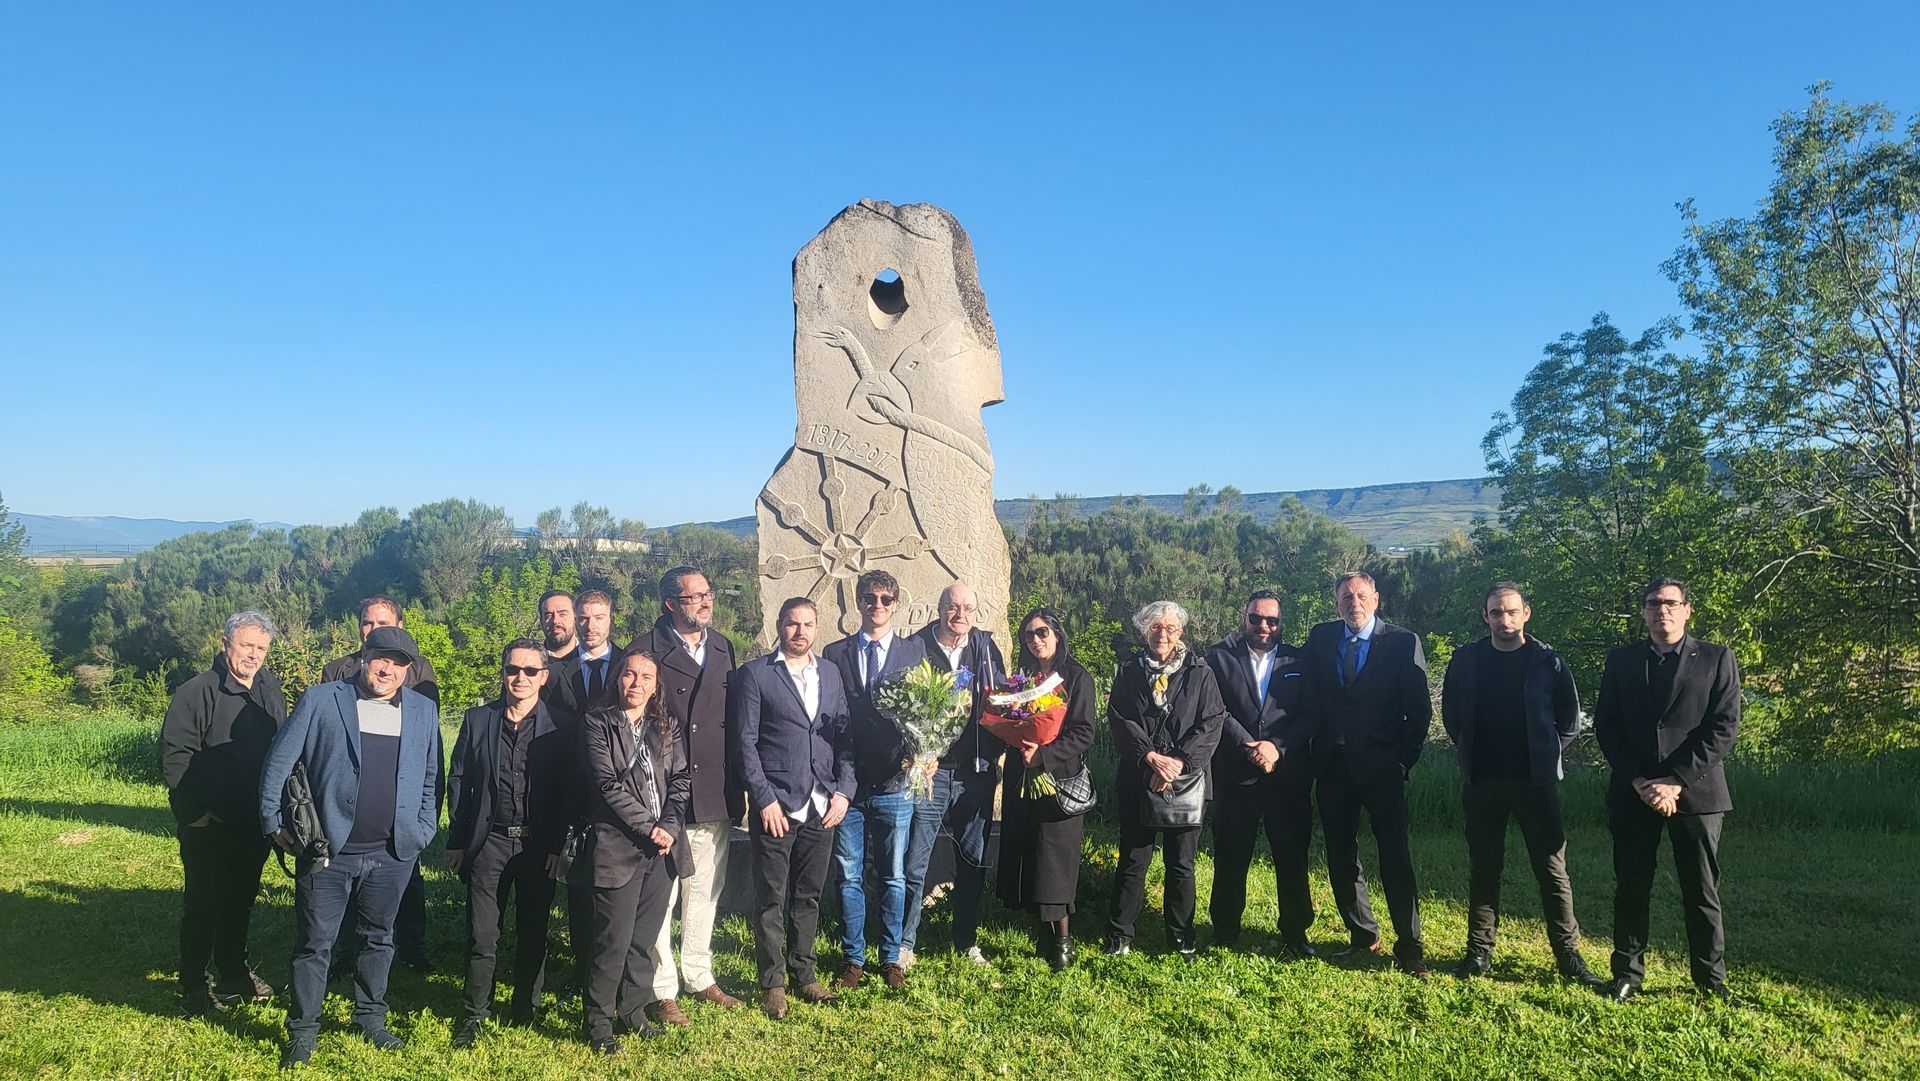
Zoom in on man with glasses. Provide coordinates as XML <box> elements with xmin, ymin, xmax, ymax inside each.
<box><xmin>823</xmin><ymin>570</ymin><xmax>927</xmax><ymax>989</ymax></box>
<box><xmin>446</xmin><ymin>640</ymin><xmax>575</xmax><ymax>1047</ymax></box>
<box><xmin>631</xmin><ymin>566</ymin><xmax>744</xmax><ymax>1022</ymax></box>
<box><xmin>1595</xmin><ymin>577</ymin><xmax>1742</xmax><ymax>1003</ymax></box>
<box><xmin>904</xmin><ymin>581</ymin><xmax>1005</xmax><ymax>966</ymax></box>
<box><xmin>1205</xmin><ymin>590</ymin><xmax>1317</xmax><ymax>958</ymax></box>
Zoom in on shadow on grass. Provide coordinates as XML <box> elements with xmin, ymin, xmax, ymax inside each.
<box><xmin>0</xmin><ymin>797</ymin><xmax>179</xmax><ymax>836</ymax></box>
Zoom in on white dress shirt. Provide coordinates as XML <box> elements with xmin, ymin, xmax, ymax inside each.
<box><xmin>778</xmin><ymin>652</ymin><xmax>830</xmax><ymax>821</ymax></box>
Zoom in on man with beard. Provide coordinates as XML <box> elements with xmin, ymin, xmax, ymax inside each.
<box><xmin>632</xmin><ymin>566</ymin><xmax>744</xmax><ymax>1023</ymax></box>
<box><xmin>259</xmin><ymin>626</ymin><xmax>443</xmax><ymax>1068</ymax></box>
<box><xmin>160</xmin><ymin>610</ymin><xmax>286</xmax><ymax>1016</ymax></box>
<box><xmin>545</xmin><ymin>590</ymin><xmax>622</xmax><ymax>716</ymax></box>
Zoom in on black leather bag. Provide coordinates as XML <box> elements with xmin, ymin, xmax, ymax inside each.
<box><xmin>1051</xmin><ymin>766</ymin><xmax>1097</xmax><ymax>817</ymax></box>
<box><xmin>1138</xmin><ymin>770</ymin><xmax>1205</xmax><ymax>828</ymax></box>
<box><xmin>275</xmin><ymin>761</ymin><xmax>332</xmax><ymax>876</ymax></box>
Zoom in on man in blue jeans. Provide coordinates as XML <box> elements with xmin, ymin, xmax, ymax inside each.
<box><xmin>903</xmin><ymin>582</ymin><xmax>1006</xmax><ymax>967</ymax></box>
<box><xmin>259</xmin><ymin>626</ymin><xmax>443</xmax><ymax>1070</ymax></box>
<box><xmin>822</xmin><ymin>570</ymin><xmax>927</xmax><ymax>989</ymax></box>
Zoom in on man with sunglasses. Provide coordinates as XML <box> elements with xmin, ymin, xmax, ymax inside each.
<box><xmin>822</xmin><ymin>570</ymin><xmax>927</xmax><ymax>989</ymax></box>
<box><xmin>1205</xmin><ymin>590</ymin><xmax>1318</xmax><ymax>958</ymax></box>
<box><xmin>445</xmin><ymin>640</ymin><xmax>576</xmax><ymax>1047</ymax></box>
<box><xmin>631</xmin><ymin>566</ymin><xmax>743</xmax><ymax>1022</ymax></box>
<box><xmin>1594</xmin><ymin>577</ymin><xmax>1742</xmax><ymax>1003</ymax></box>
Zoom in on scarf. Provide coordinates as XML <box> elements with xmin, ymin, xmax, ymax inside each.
<box><xmin>1141</xmin><ymin>647</ymin><xmax>1189</xmax><ymax>710</ymax></box>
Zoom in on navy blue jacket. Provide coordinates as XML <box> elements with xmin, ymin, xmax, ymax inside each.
<box><xmin>728</xmin><ymin>652</ymin><xmax>855</xmax><ymax>815</ymax></box>
<box><xmin>1205</xmin><ymin>634</ymin><xmax>1316</xmax><ymax>789</ymax></box>
<box><xmin>257</xmin><ymin>680</ymin><xmax>443</xmax><ymax>861</ymax></box>
<box><xmin>823</xmin><ymin>629</ymin><xmax>929</xmax><ymax>797</ymax></box>
<box><xmin>1305</xmin><ymin>617</ymin><xmax>1432</xmax><ymax>785</ymax></box>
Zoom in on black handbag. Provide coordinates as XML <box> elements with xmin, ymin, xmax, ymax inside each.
<box><xmin>1139</xmin><ymin>770</ymin><xmax>1205</xmax><ymax>828</ymax></box>
<box><xmin>275</xmin><ymin>761</ymin><xmax>332</xmax><ymax>876</ymax></box>
<box><xmin>1051</xmin><ymin>766</ymin><xmax>1097</xmax><ymax>817</ymax></box>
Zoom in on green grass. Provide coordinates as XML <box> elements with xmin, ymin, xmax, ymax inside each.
<box><xmin>0</xmin><ymin>712</ymin><xmax>1915</xmax><ymax>1079</ymax></box>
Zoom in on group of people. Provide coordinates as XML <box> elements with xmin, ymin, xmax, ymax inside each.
<box><xmin>155</xmin><ymin>565</ymin><xmax>1740</xmax><ymax>1069</ymax></box>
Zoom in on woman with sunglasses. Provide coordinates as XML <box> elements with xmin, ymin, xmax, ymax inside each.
<box><xmin>996</xmin><ymin>608</ymin><xmax>1099</xmax><ymax>970</ymax></box>
<box><xmin>574</xmin><ymin>651</ymin><xmax>690</xmax><ymax>1056</ymax></box>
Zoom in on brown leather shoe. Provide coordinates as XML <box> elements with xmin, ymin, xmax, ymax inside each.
<box><xmin>836</xmin><ymin>964</ymin><xmax>864</xmax><ymax>990</ymax></box>
<box><xmin>646</xmin><ymin>998</ymin><xmax>691</xmax><ymax>1027</ymax></box>
<box><xmin>880</xmin><ymin>963</ymin><xmax>907</xmax><ymax>990</ymax></box>
<box><xmin>759</xmin><ymin>987</ymin><xmax>788</xmax><ymax>1020</ymax></box>
<box><xmin>691</xmin><ymin>983</ymin><xmax>744</xmax><ymax>1008</ymax></box>
<box><xmin>793</xmin><ymin>981</ymin><xmax>837</xmax><ymax>1005</ymax></box>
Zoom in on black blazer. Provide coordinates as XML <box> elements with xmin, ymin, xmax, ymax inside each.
<box><xmin>1594</xmin><ymin>635</ymin><xmax>1741</xmax><ymax>814</ymax></box>
<box><xmin>823</xmin><ymin>629</ymin><xmax>929</xmax><ymax>797</ymax></box>
<box><xmin>1205</xmin><ymin>634</ymin><xmax>1316</xmax><ymax>788</ymax></box>
<box><xmin>636</xmin><ymin>618</ymin><xmax>741</xmax><ymax>824</ymax></box>
<box><xmin>576</xmin><ymin>705</ymin><xmax>691</xmax><ymax>887</ymax></box>
<box><xmin>446</xmin><ymin>698</ymin><xmax>576</xmax><ymax>867</ymax></box>
<box><xmin>728</xmin><ymin>653</ymin><xmax>855</xmax><ymax>815</ymax></box>
<box><xmin>1108</xmin><ymin>649</ymin><xmax>1229</xmax><ymax>798</ymax></box>
<box><xmin>1305</xmin><ymin>618</ymin><xmax>1432</xmax><ymax>785</ymax></box>
<box><xmin>912</xmin><ymin>623</ymin><xmax>1007</xmax><ymax>774</ymax></box>
<box><xmin>542</xmin><ymin>644</ymin><xmax>625</xmax><ymax>718</ymax></box>
<box><xmin>1440</xmin><ymin>637</ymin><xmax>1581</xmax><ymax>786</ymax></box>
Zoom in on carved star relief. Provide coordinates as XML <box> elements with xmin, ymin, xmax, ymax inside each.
<box><xmin>758</xmin><ymin>453</ymin><xmax>933</xmax><ymax>632</ymax></box>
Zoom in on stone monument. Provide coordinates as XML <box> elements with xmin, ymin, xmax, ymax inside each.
<box><xmin>755</xmin><ymin>200</ymin><xmax>1012</xmax><ymax>656</ymax></box>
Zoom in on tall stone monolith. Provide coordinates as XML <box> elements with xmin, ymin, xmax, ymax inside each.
<box><xmin>755</xmin><ymin>200</ymin><xmax>1011</xmax><ymax>657</ymax></box>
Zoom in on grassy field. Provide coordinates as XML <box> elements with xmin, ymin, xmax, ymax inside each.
<box><xmin>0</xmin><ymin>711</ymin><xmax>1915</xmax><ymax>1080</ymax></box>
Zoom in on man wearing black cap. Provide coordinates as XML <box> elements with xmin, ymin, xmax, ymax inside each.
<box><xmin>259</xmin><ymin>626</ymin><xmax>444</xmax><ymax>1069</ymax></box>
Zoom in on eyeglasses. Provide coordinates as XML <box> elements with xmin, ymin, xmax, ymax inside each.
<box><xmin>503</xmin><ymin>665</ymin><xmax>544</xmax><ymax>678</ymax></box>
<box><xmin>944</xmin><ymin>604</ymin><xmax>978</xmax><ymax>616</ymax></box>
<box><xmin>1245</xmin><ymin>614</ymin><xmax>1281</xmax><ymax>627</ymax></box>
<box><xmin>1022</xmin><ymin>626</ymin><xmax>1053</xmax><ymax>639</ymax></box>
<box><xmin>672</xmin><ymin>591</ymin><xmax>714</xmax><ymax>605</ymax></box>
<box><xmin>1642</xmin><ymin>598</ymin><xmax>1687</xmax><ymax>611</ymax></box>
<box><xmin>1147</xmin><ymin>623</ymin><xmax>1181</xmax><ymax>635</ymax></box>
<box><xmin>858</xmin><ymin>593</ymin><xmax>897</xmax><ymax>607</ymax></box>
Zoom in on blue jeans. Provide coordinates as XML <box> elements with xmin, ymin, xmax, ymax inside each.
<box><xmin>902</xmin><ymin>766</ymin><xmax>994</xmax><ymax>953</ymax></box>
<box><xmin>287</xmin><ymin>848</ymin><xmax>412</xmax><ymax>1041</ymax></box>
<box><xmin>835</xmin><ymin>789</ymin><xmax>915</xmax><ymax>967</ymax></box>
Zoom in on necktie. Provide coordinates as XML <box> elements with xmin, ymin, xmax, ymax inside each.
<box><xmin>587</xmin><ymin>658</ymin><xmax>605</xmax><ymax>703</ymax></box>
<box><xmin>864</xmin><ymin>638</ymin><xmax>881</xmax><ymax>692</ymax></box>
<box><xmin>1340</xmin><ymin>635</ymin><xmax>1360</xmax><ymax>688</ymax></box>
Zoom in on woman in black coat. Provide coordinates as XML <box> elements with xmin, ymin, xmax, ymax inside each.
<box><xmin>574</xmin><ymin>651</ymin><xmax>690</xmax><ymax>1056</ymax></box>
<box><xmin>996</xmin><ymin>608</ymin><xmax>1098</xmax><ymax>971</ymax></box>
<box><xmin>1104</xmin><ymin>600</ymin><xmax>1228</xmax><ymax>960</ymax></box>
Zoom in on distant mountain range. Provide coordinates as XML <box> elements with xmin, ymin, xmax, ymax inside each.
<box><xmin>19</xmin><ymin>478</ymin><xmax>1500</xmax><ymax>558</ymax></box>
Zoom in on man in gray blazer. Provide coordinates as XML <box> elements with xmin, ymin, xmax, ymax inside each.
<box><xmin>729</xmin><ymin>597</ymin><xmax>855</xmax><ymax>1019</ymax></box>
<box><xmin>258</xmin><ymin>626</ymin><xmax>443</xmax><ymax>1069</ymax></box>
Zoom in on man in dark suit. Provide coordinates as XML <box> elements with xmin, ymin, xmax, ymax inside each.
<box><xmin>1595</xmin><ymin>577</ymin><xmax>1742</xmax><ymax>1003</ymax></box>
<box><xmin>1441</xmin><ymin>583</ymin><xmax>1599</xmax><ymax>986</ymax></box>
<box><xmin>543</xmin><ymin>589</ymin><xmax>623</xmax><ymax>717</ymax></box>
<box><xmin>258</xmin><ymin>626</ymin><xmax>442</xmax><ymax>1069</ymax></box>
<box><xmin>902</xmin><ymin>581</ymin><xmax>1007</xmax><ymax>967</ymax></box>
<box><xmin>1205</xmin><ymin>590</ymin><xmax>1317</xmax><ymax>958</ymax></box>
<box><xmin>1306</xmin><ymin>571</ymin><xmax>1432</xmax><ymax>976</ymax></box>
<box><xmin>632</xmin><ymin>565</ymin><xmax>743</xmax><ymax>1022</ymax></box>
<box><xmin>319</xmin><ymin>594</ymin><xmax>438</xmax><ymax>973</ymax></box>
<box><xmin>159</xmin><ymin>610</ymin><xmax>286</xmax><ymax>1016</ymax></box>
<box><xmin>729</xmin><ymin>597</ymin><xmax>855</xmax><ymax>1019</ymax></box>
<box><xmin>822</xmin><ymin>569</ymin><xmax>928</xmax><ymax>990</ymax></box>
<box><xmin>445</xmin><ymin>639</ymin><xmax>577</xmax><ymax>1048</ymax></box>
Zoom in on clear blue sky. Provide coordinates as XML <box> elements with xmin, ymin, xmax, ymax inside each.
<box><xmin>3</xmin><ymin>2</ymin><xmax>1915</xmax><ymax>530</ymax></box>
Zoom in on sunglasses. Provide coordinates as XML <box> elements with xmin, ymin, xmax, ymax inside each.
<box><xmin>1246</xmin><ymin>614</ymin><xmax>1281</xmax><ymax>627</ymax></box>
<box><xmin>858</xmin><ymin>593</ymin><xmax>897</xmax><ymax>607</ymax></box>
<box><xmin>503</xmin><ymin>665</ymin><xmax>545</xmax><ymax>678</ymax></box>
<box><xmin>1022</xmin><ymin>626</ymin><xmax>1054</xmax><ymax>639</ymax></box>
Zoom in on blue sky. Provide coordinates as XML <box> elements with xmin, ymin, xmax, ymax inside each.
<box><xmin>3</xmin><ymin>2</ymin><xmax>1915</xmax><ymax>530</ymax></box>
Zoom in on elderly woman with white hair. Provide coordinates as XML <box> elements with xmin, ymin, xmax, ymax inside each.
<box><xmin>1104</xmin><ymin>600</ymin><xmax>1229</xmax><ymax>961</ymax></box>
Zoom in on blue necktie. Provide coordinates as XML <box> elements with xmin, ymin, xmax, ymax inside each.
<box><xmin>864</xmin><ymin>638</ymin><xmax>881</xmax><ymax>692</ymax></box>
<box><xmin>1340</xmin><ymin>635</ymin><xmax>1360</xmax><ymax>688</ymax></box>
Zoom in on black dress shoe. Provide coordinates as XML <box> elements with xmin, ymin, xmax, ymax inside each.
<box><xmin>1211</xmin><ymin>930</ymin><xmax>1241</xmax><ymax>951</ymax></box>
<box><xmin>589</xmin><ymin>1035</ymin><xmax>624</xmax><ymax>1056</ymax></box>
<box><xmin>1396</xmin><ymin>955</ymin><xmax>1431</xmax><ymax>979</ymax></box>
<box><xmin>1453</xmin><ymin>950</ymin><xmax>1491</xmax><ymax>979</ymax></box>
<box><xmin>1697</xmin><ymin>980</ymin><xmax>1739</xmax><ymax>1005</ymax></box>
<box><xmin>1102</xmin><ymin>936</ymin><xmax>1131</xmax><ymax>957</ymax></box>
<box><xmin>360</xmin><ymin>1026</ymin><xmax>405</xmax><ymax>1051</ymax></box>
<box><xmin>1604</xmin><ymin>977</ymin><xmax>1638</xmax><ymax>1003</ymax></box>
<box><xmin>1556</xmin><ymin>953</ymin><xmax>1604</xmax><ymax>989</ymax></box>
<box><xmin>1334</xmin><ymin>939</ymin><xmax>1383</xmax><ymax>959</ymax></box>
<box><xmin>451</xmin><ymin>1017</ymin><xmax>485</xmax><ymax>1049</ymax></box>
<box><xmin>400</xmin><ymin>955</ymin><xmax>437</xmax><ymax>974</ymax></box>
<box><xmin>279</xmin><ymin>1039</ymin><xmax>314</xmax><ymax>1069</ymax></box>
<box><xmin>179</xmin><ymin>991</ymin><xmax>227</xmax><ymax>1019</ymax></box>
<box><xmin>1048</xmin><ymin>937</ymin><xmax>1076</xmax><ymax>972</ymax></box>
<box><xmin>214</xmin><ymin>968</ymin><xmax>277</xmax><ymax>1004</ymax></box>
<box><xmin>1277</xmin><ymin>938</ymin><xmax>1318</xmax><ymax>961</ymax></box>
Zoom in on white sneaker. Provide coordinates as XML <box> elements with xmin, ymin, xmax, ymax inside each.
<box><xmin>963</xmin><ymin>946</ymin><xmax>989</xmax><ymax>966</ymax></box>
<box><xmin>899</xmin><ymin>948</ymin><xmax>916</xmax><ymax>971</ymax></box>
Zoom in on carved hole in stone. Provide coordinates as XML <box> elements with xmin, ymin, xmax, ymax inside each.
<box><xmin>867</xmin><ymin>269</ymin><xmax>908</xmax><ymax>330</ymax></box>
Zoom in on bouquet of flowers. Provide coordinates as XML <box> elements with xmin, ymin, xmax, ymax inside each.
<box><xmin>871</xmin><ymin>660</ymin><xmax>973</xmax><ymax>798</ymax></box>
<box><xmin>981</xmin><ymin>672</ymin><xmax>1071</xmax><ymax>800</ymax></box>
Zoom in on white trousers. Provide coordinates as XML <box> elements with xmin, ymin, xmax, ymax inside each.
<box><xmin>648</xmin><ymin>818</ymin><xmax>730</xmax><ymax>998</ymax></box>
